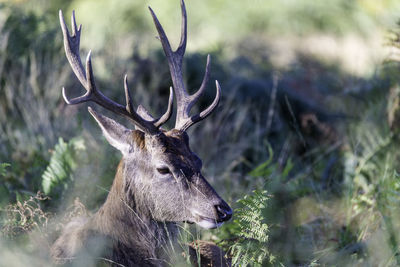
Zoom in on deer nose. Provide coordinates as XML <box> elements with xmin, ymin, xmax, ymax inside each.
<box><xmin>215</xmin><ymin>204</ymin><xmax>232</xmax><ymax>222</ymax></box>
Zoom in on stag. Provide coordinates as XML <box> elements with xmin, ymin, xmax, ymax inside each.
<box><xmin>51</xmin><ymin>1</ymin><xmax>232</xmax><ymax>266</ymax></box>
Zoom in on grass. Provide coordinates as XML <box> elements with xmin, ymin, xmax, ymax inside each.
<box><xmin>2</xmin><ymin>0</ymin><xmax>400</xmax><ymax>266</ymax></box>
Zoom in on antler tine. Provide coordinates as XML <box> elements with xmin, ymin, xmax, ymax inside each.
<box><xmin>176</xmin><ymin>0</ymin><xmax>187</xmax><ymax>57</ymax></box>
<box><xmin>188</xmin><ymin>54</ymin><xmax>211</xmax><ymax>110</ymax></box>
<box><xmin>148</xmin><ymin>3</ymin><xmax>187</xmax><ymax>108</ymax></box>
<box><xmin>122</xmin><ymin>76</ymin><xmax>165</xmax><ymax>133</ymax></box>
<box><xmin>154</xmin><ymin>87</ymin><xmax>174</xmax><ymax>127</ymax></box>
<box><xmin>124</xmin><ymin>76</ymin><xmax>173</xmax><ymax>129</ymax></box>
<box><xmin>59</xmin><ymin>10</ymin><xmax>172</xmax><ymax>135</ymax></box>
<box><xmin>180</xmin><ymin>80</ymin><xmax>221</xmax><ymax>131</ymax></box>
<box><xmin>70</xmin><ymin>11</ymin><xmax>81</xmax><ymax>37</ymax></box>
<box><xmin>123</xmin><ymin>74</ymin><xmax>135</xmax><ymax>114</ymax></box>
<box><xmin>199</xmin><ymin>80</ymin><xmax>221</xmax><ymax>122</ymax></box>
<box><xmin>149</xmin><ymin>0</ymin><xmax>221</xmax><ymax>131</ymax></box>
<box><xmin>59</xmin><ymin>10</ymin><xmax>86</xmax><ymax>87</ymax></box>
<box><xmin>148</xmin><ymin>7</ymin><xmax>174</xmax><ymax>62</ymax></box>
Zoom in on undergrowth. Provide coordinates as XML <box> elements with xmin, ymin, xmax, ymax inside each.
<box><xmin>41</xmin><ymin>137</ymin><xmax>85</xmax><ymax>199</ymax></box>
<box><xmin>229</xmin><ymin>190</ymin><xmax>272</xmax><ymax>266</ymax></box>
<box><xmin>2</xmin><ymin>1</ymin><xmax>400</xmax><ymax>266</ymax></box>
<box><xmin>1</xmin><ymin>192</ymin><xmax>50</xmax><ymax>240</ymax></box>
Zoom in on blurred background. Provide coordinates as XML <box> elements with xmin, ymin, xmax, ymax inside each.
<box><xmin>2</xmin><ymin>0</ymin><xmax>400</xmax><ymax>266</ymax></box>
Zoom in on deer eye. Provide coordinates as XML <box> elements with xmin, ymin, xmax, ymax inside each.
<box><xmin>156</xmin><ymin>167</ymin><xmax>171</xmax><ymax>175</ymax></box>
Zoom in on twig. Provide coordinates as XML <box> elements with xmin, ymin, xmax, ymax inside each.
<box><xmin>266</xmin><ymin>72</ymin><xmax>279</xmax><ymax>134</ymax></box>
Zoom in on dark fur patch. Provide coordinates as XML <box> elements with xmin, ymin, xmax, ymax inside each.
<box><xmin>163</xmin><ymin>131</ymin><xmax>191</xmax><ymax>156</ymax></box>
<box><xmin>131</xmin><ymin>130</ymin><xmax>146</xmax><ymax>150</ymax></box>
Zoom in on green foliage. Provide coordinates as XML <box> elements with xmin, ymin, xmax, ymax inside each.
<box><xmin>1</xmin><ymin>0</ymin><xmax>400</xmax><ymax>266</ymax></box>
<box><xmin>0</xmin><ymin>2</ymin><xmax>79</xmax><ymax>205</ymax></box>
<box><xmin>248</xmin><ymin>145</ymin><xmax>274</xmax><ymax>177</ymax></box>
<box><xmin>218</xmin><ymin>150</ymin><xmax>292</xmax><ymax>266</ymax></box>
<box><xmin>338</xmin><ymin>115</ymin><xmax>400</xmax><ymax>264</ymax></box>
<box><xmin>0</xmin><ymin>163</ymin><xmax>11</xmax><ymax>207</ymax></box>
<box><xmin>230</xmin><ymin>190</ymin><xmax>272</xmax><ymax>266</ymax></box>
<box><xmin>0</xmin><ymin>163</ymin><xmax>10</xmax><ymax>177</ymax></box>
<box><xmin>41</xmin><ymin>137</ymin><xmax>85</xmax><ymax>198</ymax></box>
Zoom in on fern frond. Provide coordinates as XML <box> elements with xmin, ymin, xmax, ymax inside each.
<box><xmin>229</xmin><ymin>189</ymin><xmax>272</xmax><ymax>266</ymax></box>
<box><xmin>0</xmin><ymin>163</ymin><xmax>10</xmax><ymax>177</ymax></box>
<box><xmin>41</xmin><ymin>137</ymin><xmax>85</xmax><ymax>196</ymax></box>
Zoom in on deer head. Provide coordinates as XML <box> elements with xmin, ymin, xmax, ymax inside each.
<box><xmin>59</xmin><ymin>0</ymin><xmax>232</xmax><ymax>229</ymax></box>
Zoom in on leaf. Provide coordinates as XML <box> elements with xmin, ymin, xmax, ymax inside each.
<box><xmin>229</xmin><ymin>188</ymin><xmax>272</xmax><ymax>266</ymax></box>
<box><xmin>249</xmin><ymin>144</ymin><xmax>274</xmax><ymax>177</ymax></box>
<box><xmin>41</xmin><ymin>137</ymin><xmax>85</xmax><ymax>196</ymax></box>
<box><xmin>0</xmin><ymin>162</ymin><xmax>11</xmax><ymax>177</ymax></box>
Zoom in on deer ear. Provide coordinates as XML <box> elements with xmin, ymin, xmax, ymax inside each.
<box><xmin>88</xmin><ymin>107</ymin><xmax>133</xmax><ymax>154</ymax></box>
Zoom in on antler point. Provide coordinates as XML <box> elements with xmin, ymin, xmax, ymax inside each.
<box><xmin>86</xmin><ymin>50</ymin><xmax>92</xmax><ymax>61</ymax></box>
<box><xmin>61</xmin><ymin>87</ymin><xmax>71</xmax><ymax>104</ymax></box>
<box><xmin>124</xmin><ymin>75</ymin><xmax>129</xmax><ymax>88</ymax></box>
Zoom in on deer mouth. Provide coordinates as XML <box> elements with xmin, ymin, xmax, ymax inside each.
<box><xmin>191</xmin><ymin>211</ymin><xmax>224</xmax><ymax>229</ymax></box>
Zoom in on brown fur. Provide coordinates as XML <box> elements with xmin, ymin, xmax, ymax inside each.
<box><xmin>131</xmin><ymin>130</ymin><xmax>146</xmax><ymax>150</ymax></box>
<box><xmin>56</xmin><ymin>2</ymin><xmax>231</xmax><ymax>265</ymax></box>
<box><xmin>51</xmin><ymin>159</ymin><xmax>177</xmax><ymax>266</ymax></box>
<box><xmin>188</xmin><ymin>241</ymin><xmax>231</xmax><ymax>267</ymax></box>
<box><xmin>51</xmin><ymin>129</ymin><xmax>231</xmax><ymax>266</ymax></box>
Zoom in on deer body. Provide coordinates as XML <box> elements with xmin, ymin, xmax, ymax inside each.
<box><xmin>52</xmin><ymin>1</ymin><xmax>231</xmax><ymax>265</ymax></box>
<box><xmin>52</xmin><ymin>160</ymin><xmax>178</xmax><ymax>266</ymax></box>
<box><xmin>52</xmin><ymin>127</ymin><xmax>230</xmax><ymax>266</ymax></box>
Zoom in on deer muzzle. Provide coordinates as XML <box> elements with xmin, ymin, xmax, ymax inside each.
<box><xmin>191</xmin><ymin>201</ymin><xmax>232</xmax><ymax>229</ymax></box>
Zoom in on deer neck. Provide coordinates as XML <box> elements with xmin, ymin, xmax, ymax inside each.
<box><xmin>89</xmin><ymin>159</ymin><xmax>177</xmax><ymax>263</ymax></box>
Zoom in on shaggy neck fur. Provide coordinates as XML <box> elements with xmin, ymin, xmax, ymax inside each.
<box><xmin>88</xmin><ymin>160</ymin><xmax>178</xmax><ymax>266</ymax></box>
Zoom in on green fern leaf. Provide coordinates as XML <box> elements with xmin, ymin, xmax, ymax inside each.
<box><xmin>41</xmin><ymin>137</ymin><xmax>85</xmax><ymax>196</ymax></box>
<box><xmin>0</xmin><ymin>163</ymin><xmax>10</xmax><ymax>177</ymax></box>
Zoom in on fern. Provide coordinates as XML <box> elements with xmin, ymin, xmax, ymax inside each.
<box><xmin>230</xmin><ymin>189</ymin><xmax>273</xmax><ymax>266</ymax></box>
<box><xmin>0</xmin><ymin>163</ymin><xmax>10</xmax><ymax>177</ymax></box>
<box><xmin>218</xmin><ymin>145</ymin><xmax>291</xmax><ymax>266</ymax></box>
<box><xmin>41</xmin><ymin>137</ymin><xmax>85</xmax><ymax>197</ymax></box>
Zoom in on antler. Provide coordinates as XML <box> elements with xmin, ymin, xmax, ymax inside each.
<box><xmin>59</xmin><ymin>10</ymin><xmax>173</xmax><ymax>135</ymax></box>
<box><xmin>149</xmin><ymin>0</ymin><xmax>221</xmax><ymax>131</ymax></box>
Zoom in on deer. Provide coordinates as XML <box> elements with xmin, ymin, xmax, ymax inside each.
<box><xmin>51</xmin><ymin>0</ymin><xmax>232</xmax><ymax>266</ymax></box>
